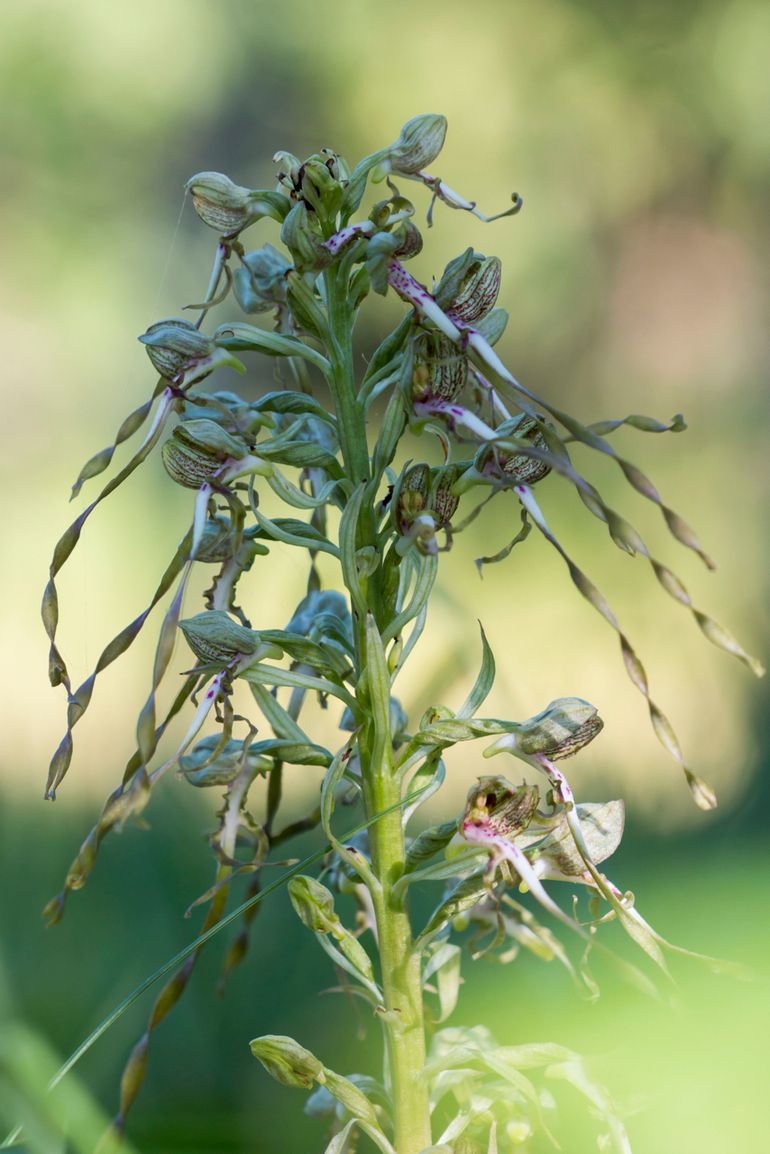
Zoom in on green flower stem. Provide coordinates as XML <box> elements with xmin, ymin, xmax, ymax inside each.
<box><xmin>324</xmin><ymin>266</ymin><xmax>432</xmax><ymax>1154</ymax></box>
<box><xmin>364</xmin><ymin>770</ymin><xmax>432</xmax><ymax>1154</ymax></box>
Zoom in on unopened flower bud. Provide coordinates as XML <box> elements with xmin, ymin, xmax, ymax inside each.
<box><xmin>233</xmin><ymin>243</ymin><xmax>291</xmax><ymax>314</ymax></box>
<box><xmin>487</xmin><ymin>698</ymin><xmax>603</xmax><ymax>763</ymax></box>
<box><xmin>193</xmin><ymin>517</ymin><xmax>266</xmax><ymax>567</ymax></box>
<box><xmin>290</xmin><ymin>872</ymin><xmax>378</xmax><ymax>983</ymax></box>
<box><xmin>286</xmin><ymin>589</ymin><xmax>352</xmax><ymax>644</ymax></box>
<box><xmin>395</xmin><ymin>464</ymin><xmax>430</xmax><ymax>534</ymax></box>
<box><xmin>406</xmin><ymin>820</ymin><xmax>458</xmax><ymax>869</ymax></box>
<box><xmin>368</xmin><ymin>195</ymin><xmax>415</xmax><ymax>229</ymax></box>
<box><xmin>463</xmin><ymin>776</ymin><xmax>540</xmax><ymax>839</ymax></box>
<box><xmin>477</xmin><ymin>413</ymin><xmax>552</xmax><ymax>488</ymax></box>
<box><xmin>161</xmin><ymin>419</ymin><xmax>249</xmax><ymax>488</ymax></box>
<box><xmin>191</xmin><ymin>519</ymin><xmax>230</xmax><ymax>563</ymax></box>
<box><xmin>139</xmin><ymin>319</ymin><xmax>215</xmax><ymax>381</ymax></box>
<box><xmin>288</xmin><ymin>875</ymin><xmax>339</xmax><ymax>935</ymax></box>
<box><xmin>187</xmin><ymin>174</ymin><xmax>288</xmax><ymax>235</ymax></box>
<box><xmin>297</xmin><ymin>153</ymin><xmax>346</xmax><ymax>219</ymax></box>
<box><xmin>274</xmin><ymin>150</ymin><xmax>302</xmax><ymax>194</ymax></box>
<box><xmin>434</xmin><ymin>249</ymin><xmax>479</xmax><ymax>309</ymax></box>
<box><xmin>392</xmin><ymin>220</ymin><xmax>423</xmax><ymax>260</ymax></box>
<box><xmin>281</xmin><ymin>202</ymin><xmax>332</xmax><ymax>270</ymax></box>
<box><xmin>179</xmin><ymin>610</ymin><xmax>263</xmax><ymax>665</ymax></box>
<box><xmin>177</xmin><ymin>418</ymin><xmax>249</xmax><ymax>460</ymax></box>
<box><xmin>413</xmin><ymin>333</ymin><xmax>468</xmax><ymax>402</ymax></box>
<box><xmin>369</xmin><ymin>199</ymin><xmax>393</xmax><ymax>229</ymax></box>
<box><xmin>430</xmin><ymin>465</ymin><xmax>460</xmax><ymax>529</ymax></box>
<box><xmin>193</xmin><ymin>516</ymin><xmax>236</xmax><ymax>562</ymax></box>
<box><xmin>160</xmin><ymin>440</ymin><xmax>222</xmax><ymax>489</ymax></box>
<box><xmin>386</xmin><ymin>114</ymin><xmax>448</xmax><ymax>175</ymax></box>
<box><xmin>249</xmin><ymin>1035</ymin><xmax>323</xmax><ymax>1089</ymax></box>
<box><xmin>446</xmin><ymin>254</ymin><xmax>502</xmax><ymax>324</ymax></box>
<box><xmin>186</xmin><ymin>172</ymin><xmax>256</xmax><ymax>235</ymax></box>
<box><xmin>180</xmin><ymin>389</ymin><xmax>255</xmax><ymax>424</ymax></box>
<box><xmin>244</xmin><ymin>243</ymin><xmax>292</xmax><ymax>284</ymax></box>
<box><xmin>275</xmin><ymin>149</ymin><xmax>348</xmax><ymax>221</ymax></box>
<box><xmin>319</xmin><ymin>147</ymin><xmax>350</xmax><ymax>184</ymax></box>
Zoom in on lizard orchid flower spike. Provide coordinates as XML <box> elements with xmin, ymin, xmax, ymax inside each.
<box><xmin>39</xmin><ymin>113</ymin><xmax>761</xmax><ymax>1154</ymax></box>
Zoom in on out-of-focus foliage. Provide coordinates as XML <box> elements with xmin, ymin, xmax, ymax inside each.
<box><xmin>1</xmin><ymin>1</ymin><xmax>768</xmax><ymax>1152</ymax></box>
<box><xmin>0</xmin><ymin>959</ymin><xmax>135</xmax><ymax>1154</ymax></box>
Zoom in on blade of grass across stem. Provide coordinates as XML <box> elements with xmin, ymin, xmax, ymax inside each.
<box><xmin>1</xmin><ymin>786</ymin><xmax>432</xmax><ymax>1148</ymax></box>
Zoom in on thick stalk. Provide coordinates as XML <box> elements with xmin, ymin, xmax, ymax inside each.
<box><xmin>365</xmin><ymin>770</ymin><xmax>432</xmax><ymax>1154</ymax></box>
<box><xmin>324</xmin><ymin>266</ymin><xmax>432</xmax><ymax>1154</ymax></box>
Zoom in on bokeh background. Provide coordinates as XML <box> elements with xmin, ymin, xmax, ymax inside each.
<box><xmin>1</xmin><ymin>0</ymin><xmax>769</xmax><ymax>1150</ymax></box>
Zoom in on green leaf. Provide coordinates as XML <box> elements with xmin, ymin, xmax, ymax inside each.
<box><xmin>363</xmin><ymin>613</ymin><xmax>393</xmax><ymax>772</ymax></box>
<box><xmin>418</xmin><ymin>875</ymin><xmax>489</xmax><ymax>943</ymax></box>
<box><xmin>381</xmin><ymin>553</ymin><xmax>438</xmax><ymax>645</ymax></box>
<box><xmin>266</xmin><ymin>471</ymin><xmax>342</xmax><ymax>511</ymax></box>
<box><xmin>414</xmin><ymin>715</ymin><xmax>519</xmax><ymax>749</ymax></box>
<box><xmin>322</xmin><ymin>932</ymin><xmax>377</xmax><ymax>990</ymax></box>
<box><xmin>249</xmin><ymin>508</ymin><xmax>340</xmax><ymax>558</ymax></box>
<box><xmin>253</xmin><ymin>389</ymin><xmax>338</xmax><ymax>427</ymax></box>
<box><xmin>457</xmin><ymin>624</ymin><xmax>496</xmax><ymax>719</ymax></box>
<box><xmin>339</xmin><ymin>152</ymin><xmax>388</xmax><ymax>220</ymax></box>
<box><xmin>392</xmin><ymin>850</ymin><xmax>487</xmax><ymax>902</ymax></box>
<box><xmin>256</xmin><ymin>739</ymin><xmax>333</xmax><ymax>766</ymax></box>
<box><xmin>338</xmin><ymin>483</ymin><xmax>370</xmax><ymax>618</ymax></box>
<box><xmin>250</xmin><ymin>1035</ymin><xmax>323</xmax><ymax>1088</ymax></box>
<box><xmin>370</xmin><ymin>381</ymin><xmax>409</xmax><ymax>477</ymax></box>
<box><xmin>320</xmin><ymin>1069</ymin><xmax>380</xmax><ymax>1127</ymax></box>
<box><xmin>320</xmin><ymin>740</ymin><xmax>362</xmax><ymax>872</ymax></box>
<box><xmin>256</xmin><ymin>438</ymin><xmax>341</xmax><ymax>471</ymax></box>
<box><xmin>405</xmin><ymin>821</ymin><xmax>459</xmax><ymax>870</ymax></box>
<box><xmin>242</xmin><ymin>664</ymin><xmax>359</xmax><ymax>715</ymax></box>
<box><xmin>321</xmin><ymin>1119</ymin><xmax>357</xmax><ymax>1154</ymax></box>
<box><xmin>404</xmin><ymin>753</ymin><xmax>446</xmax><ymax>822</ymax></box>
<box><xmin>362</xmin><ymin>312</ymin><xmax>413</xmax><ymax>388</ymax></box>
<box><xmin>214</xmin><ymin>322</ymin><xmax>331</xmax><ymax>377</ymax></box>
<box><xmin>259</xmin><ymin>629</ymin><xmax>352</xmax><ymax>679</ymax></box>
<box><xmin>423</xmin><ymin>942</ymin><xmax>462</xmax><ymax>1023</ymax></box>
<box><xmin>287</xmin><ymin>875</ymin><xmax>375</xmax><ymax>988</ymax></box>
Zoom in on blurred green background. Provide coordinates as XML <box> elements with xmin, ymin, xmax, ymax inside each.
<box><xmin>1</xmin><ymin>0</ymin><xmax>768</xmax><ymax>1150</ymax></box>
